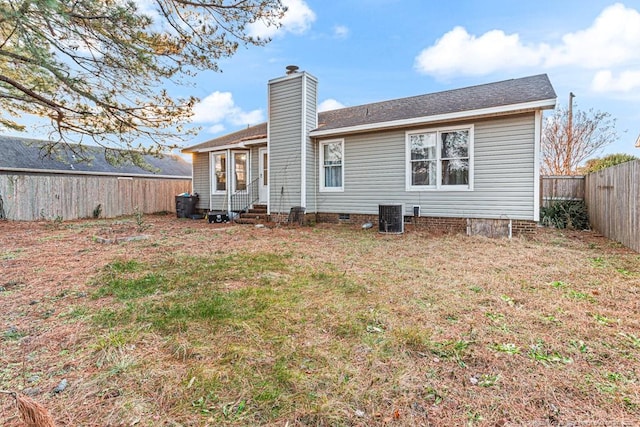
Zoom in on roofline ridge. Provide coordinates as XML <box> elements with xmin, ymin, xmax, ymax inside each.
<box><xmin>0</xmin><ymin>134</ymin><xmax>182</xmax><ymax>156</ymax></box>
<box><xmin>318</xmin><ymin>74</ymin><xmax>550</xmax><ymax>114</ymax></box>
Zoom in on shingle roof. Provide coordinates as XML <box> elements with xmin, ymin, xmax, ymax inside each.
<box><xmin>183</xmin><ymin>74</ymin><xmax>556</xmax><ymax>151</ymax></box>
<box><xmin>0</xmin><ymin>136</ymin><xmax>192</xmax><ymax>177</ymax></box>
<box><xmin>315</xmin><ymin>74</ymin><xmax>556</xmax><ymax>132</ymax></box>
<box><xmin>183</xmin><ymin>122</ymin><xmax>267</xmax><ymax>153</ymax></box>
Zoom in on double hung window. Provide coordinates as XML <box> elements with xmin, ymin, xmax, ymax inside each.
<box><xmin>320</xmin><ymin>140</ymin><xmax>344</xmax><ymax>192</ymax></box>
<box><xmin>213</xmin><ymin>153</ymin><xmax>226</xmax><ymax>193</ymax></box>
<box><xmin>211</xmin><ymin>151</ymin><xmax>250</xmax><ymax>194</ymax></box>
<box><xmin>407</xmin><ymin>126</ymin><xmax>472</xmax><ymax>190</ymax></box>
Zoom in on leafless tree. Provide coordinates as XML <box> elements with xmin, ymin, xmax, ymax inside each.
<box><xmin>541</xmin><ymin>106</ymin><xmax>618</xmax><ymax>175</ymax></box>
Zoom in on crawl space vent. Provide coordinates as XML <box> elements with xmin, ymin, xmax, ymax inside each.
<box><xmin>378</xmin><ymin>204</ymin><xmax>404</xmax><ymax>234</ymax></box>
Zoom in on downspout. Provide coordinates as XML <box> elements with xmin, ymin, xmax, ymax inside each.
<box><xmin>313</xmin><ymin>137</ymin><xmax>318</xmax><ymax>214</ymax></box>
<box><xmin>267</xmin><ymin>82</ymin><xmax>271</xmax><ymax>215</ymax></box>
<box><xmin>226</xmin><ymin>149</ymin><xmax>231</xmax><ymax>217</ymax></box>
<box><xmin>533</xmin><ymin>110</ymin><xmax>542</xmax><ymax>222</ymax></box>
<box><xmin>209</xmin><ymin>152</ymin><xmax>213</xmax><ymax>211</ymax></box>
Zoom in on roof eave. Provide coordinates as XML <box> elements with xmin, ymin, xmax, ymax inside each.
<box><xmin>183</xmin><ymin>142</ymin><xmax>245</xmax><ymax>153</ymax></box>
<box><xmin>183</xmin><ymin>138</ymin><xmax>268</xmax><ymax>154</ymax></box>
<box><xmin>243</xmin><ymin>137</ymin><xmax>269</xmax><ymax>146</ymax></box>
<box><xmin>180</xmin><ymin>138</ymin><xmax>267</xmax><ymax>154</ymax></box>
<box><xmin>310</xmin><ymin>98</ymin><xmax>557</xmax><ymax>138</ymax></box>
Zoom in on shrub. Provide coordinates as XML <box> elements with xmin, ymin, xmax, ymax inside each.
<box><xmin>541</xmin><ymin>200</ymin><xmax>589</xmax><ymax>230</ymax></box>
<box><xmin>581</xmin><ymin>153</ymin><xmax>638</xmax><ymax>174</ymax></box>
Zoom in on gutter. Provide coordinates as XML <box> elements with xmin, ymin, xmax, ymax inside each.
<box><xmin>183</xmin><ymin>138</ymin><xmax>268</xmax><ymax>154</ymax></box>
<box><xmin>310</xmin><ymin>98</ymin><xmax>557</xmax><ymax>138</ymax></box>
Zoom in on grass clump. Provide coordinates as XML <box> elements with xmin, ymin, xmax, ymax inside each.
<box><xmin>491</xmin><ymin>343</ymin><xmax>521</xmax><ymax>355</ymax></box>
<box><xmin>528</xmin><ymin>340</ymin><xmax>573</xmax><ymax>366</ymax></box>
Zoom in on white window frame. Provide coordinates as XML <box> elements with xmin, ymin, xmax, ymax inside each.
<box><xmin>405</xmin><ymin>124</ymin><xmax>474</xmax><ymax>191</ymax></box>
<box><xmin>210</xmin><ymin>151</ymin><xmax>227</xmax><ymax>194</ymax></box>
<box><xmin>231</xmin><ymin>150</ymin><xmax>250</xmax><ymax>193</ymax></box>
<box><xmin>319</xmin><ymin>139</ymin><xmax>344</xmax><ymax>192</ymax></box>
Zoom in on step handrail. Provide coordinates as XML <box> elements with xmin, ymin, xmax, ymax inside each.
<box><xmin>230</xmin><ymin>176</ymin><xmax>260</xmax><ymax>215</ymax></box>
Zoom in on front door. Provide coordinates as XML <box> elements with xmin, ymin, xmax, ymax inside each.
<box><xmin>259</xmin><ymin>147</ymin><xmax>269</xmax><ymax>203</ymax></box>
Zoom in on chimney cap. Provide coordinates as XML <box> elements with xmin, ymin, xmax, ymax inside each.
<box><xmin>285</xmin><ymin>65</ymin><xmax>299</xmax><ymax>74</ymax></box>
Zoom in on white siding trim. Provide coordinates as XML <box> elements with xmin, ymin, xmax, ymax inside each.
<box><xmin>187</xmin><ymin>138</ymin><xmax>267</xmax><ymax>153</ymax></box>
<box><xmin>268</xmin><ymin>71</ymin><xmax>319</xmax><ymax>86</ymax></box>
<box><xmin>534</xmin><ymin>110</ymin><xmax>542</xmax><ymax>222</ymax></box>
<box><xmin>210</xmin><ymin>150</ymin><xmax>231</xmax><ymax>211</ymax></box>
<box><xmin>309</xmin><ymin>99</ymin><xmax>556</xmax><ymax>138</ymax></box>
<box><xmin>267</xmin><ymin>82</ymin><xmax>271</xmax><ymax>215</ymax></box>
<box><xmin>231</xmin><ymin>150</ymin><xmax>250</xmax><ymax>194</ymax></box>
<box><xmin>405</xmin><ymin>124</ymin><xmax>474</xmax><ymax>192</ymax></box>
<box><xmin>244</xmin><ymin>138</ymin><xmax>269</xmax><ymax>146</ymax></box>
<box><xmin>301</xmin><ymin>75</ymin><xmax>307</xmax><ymax>208</ymax></box>
<box><xmin>468</xmin><ymin>126</ymin><xmax>475</xmax><ymax>191</ymax></box>
<box><xmin>319</xmin><ymin>139</ymin><xmax>344</xmax><ymax>193</ymax></box>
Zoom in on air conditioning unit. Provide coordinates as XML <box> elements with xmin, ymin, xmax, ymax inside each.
<box><xmin>378</xmin><ymin>204</ymin><xmax>404</xmax><ymax>234</ymax></box>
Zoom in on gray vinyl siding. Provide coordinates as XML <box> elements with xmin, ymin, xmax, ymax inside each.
<box><xmin>192</xmin><ymin>152</ymin><xmax>210</xmax><ymax>210</ymax></box>
<box><xmin>314</xmin><ymin>113</ymin><xmax>537</xmax><ymax>220</ymax></box>
<box><xmin>250</xmin><ymin>146</ymin><xmax>260</xmax><ymax>188</ymax></box>
<box><xmin>268</xmin><ymin>73</ymin><xmax>317</xmax><ymax>214</ymax></box>
<box><xmin>209</xmin><ymin>193</ymin><xmax>227</xmax><ymax>211</ymax></box>
<box><xmin>249</xmin><ymin>145</ymin><xmax>263</xmax><ymax>206</ymax></box>
<box><xmin>304</xmin><ymin>78</ymin><xmax>318</xmax><ymax>212</ymax></box>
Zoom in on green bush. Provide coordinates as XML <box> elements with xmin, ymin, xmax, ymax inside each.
<box><xmin>581</xmin><ymin>153</ymin><xmax>638</xmax><ymax>174</ymax></box>
<box><xmin>541</xmin><ymin>200</ymin><xmax>589</xmax><ymax>230</ymax></box>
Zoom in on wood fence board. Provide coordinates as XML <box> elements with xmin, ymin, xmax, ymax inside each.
<box><xmin>584</xmin><ymin>160</ymin><xmax>639</xmax><ymax>253</ymax></box>
<box><xmin>541</xmin><ymin>175</ymin><xmax>585</xmax><ymax>207</ymax></box>
<box><xmin>0</xmin><ymin>173</ymin><xmax>191</xmax><ymax>221</ymax></box>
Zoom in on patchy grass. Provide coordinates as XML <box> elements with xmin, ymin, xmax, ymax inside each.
<box><xmin>0</xmin><ymin>217</ymin><xmax>639</xmax><ymax>426</ymax></box>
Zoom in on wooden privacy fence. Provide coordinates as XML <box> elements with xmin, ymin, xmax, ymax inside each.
<box><xmin>0</xmin><ymin>173</ymin><xmax>191</xmax><ymax>221</ymax></box>
<box><xmin>585</xmin><ymin>160</ymin><xmax>640</xmax><ymax>253</ymax></box>
<box><xmin>540</xmin><ymin>175</ymin><xmax>585</xmax><ymax>207</ymax></box>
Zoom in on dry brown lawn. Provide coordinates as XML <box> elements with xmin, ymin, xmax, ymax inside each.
<box><xmin>0</xmin><ymin>215</ymin><xmax>638</xmax><ymax>426</ymax></box>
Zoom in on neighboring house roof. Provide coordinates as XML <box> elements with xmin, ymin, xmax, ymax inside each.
<box><xmin>0</xmin><ymin>136</ymin><xmax>192</xmax><ymax>178</ymax></box>
<box><xmin>636</xmin><ymin>133</ymin><xmax>640</xmax><ymax>148</ymax></box>
<box><xmin>183</xmin><ymin>74</ymin><xmax>556</xmax><ymax>152</ymax></box>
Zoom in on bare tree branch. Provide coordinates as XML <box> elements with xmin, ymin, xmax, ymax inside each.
<box><xmin>541</xmin><ymin>105</ymin><xmax>618</xmax><ymax>175</ymax></box>
<box><xmin>0</xmin><ymin>0</ymin><xmax>285</xmax><ymax>166</ymax></box>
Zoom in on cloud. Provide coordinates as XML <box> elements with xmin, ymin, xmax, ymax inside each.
<box><xmin>333</xmin><ymin>25</ymin><xmax>349</xmax><ymax>39</ymax></box>
<box><xmin>414</xmin><ymin>26</ymin><xmax>546</xmax><ymax>76</ymax></box>
<box><xmin>414</xmin><ymin>3</ymin><xmax>640</xmax><ymax>93</ymax></box>
<box><xmin>192</xmin><ymin>91</ymin><xmax>264</xmax><ymax>134</ymax></box>
<box><xmin>591</xmin><ymin>70</ymin><xmax>640</xmax><ymax>93</ymax></box>
<box><xmin>206</xmin><ymin>124</ymin><xmax>226</xmax><ymax>134</ymax></box>
<box><xmin>544</xmin><ymin>3</ymin><xmax>640</xmax><ymax>69</ymax></box>
<box><xmin>230</xmin><ymin>110</ymin><xmax>264</xmax><ymax>126</ymax></box>
<box><xmin>248</xmin><ymin>0</ymin><xmax>316</xmax><ymax>39</ymax></box>
<box><xmin>318</xmin><ymin>99</ymin><xmax>346</xmax><ymax>112</ymax></box>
